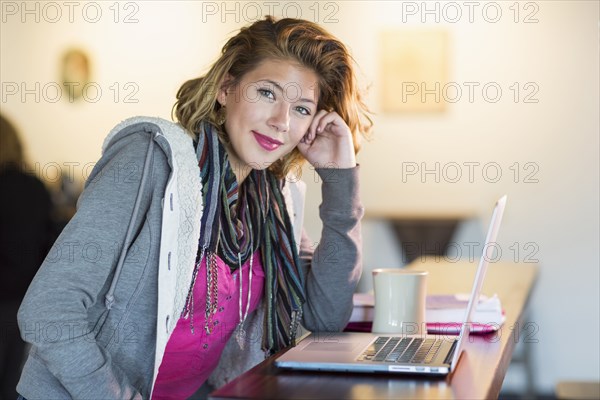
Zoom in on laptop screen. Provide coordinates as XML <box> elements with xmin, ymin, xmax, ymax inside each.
<box><xmin>449</xmin><ymin>195</ymin><xmax>507</xmax><ymax>371</ymax></box>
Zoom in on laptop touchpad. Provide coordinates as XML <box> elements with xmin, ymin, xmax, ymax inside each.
<box><xmin>303</xmin><ymin>342</ymin><xmax>358</xmax><ymax>352</ymax></box>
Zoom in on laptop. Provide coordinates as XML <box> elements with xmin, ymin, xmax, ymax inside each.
<box><xmin>275</xmin><ymin>195</ymin><xmax>507</xmax><ymax>376</ymax></box>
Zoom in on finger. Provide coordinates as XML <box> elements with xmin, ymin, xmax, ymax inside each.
<box><xmin>309</xmin><ymin>110</ymin><xmax>329</xmax><ymax>142</ymax></box>
<box><xmin>316</xmin><ymin>111</ymin><xmax>342</xmax><ymax>134</ymax></box>
<box><xmin>296</xmin><ymin>137</ymin><xmax>311</xmax><ymax>157</ymax></box>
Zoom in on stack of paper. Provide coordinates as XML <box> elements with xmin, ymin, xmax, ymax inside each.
<box><xmin>425</xmin><ymin>293</ymin><xmax>505</xmax><ymax>333</ymax></box>
<box><xmin>349</xmin><ymin>292</ymin><xmax>505</xmax><ymax>334</ymax></box>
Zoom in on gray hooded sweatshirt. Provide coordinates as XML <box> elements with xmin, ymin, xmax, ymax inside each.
<box><xmin>17</xmin><ymin>117</ymin><xmax>363</xmax><ymax>399</ymax></box>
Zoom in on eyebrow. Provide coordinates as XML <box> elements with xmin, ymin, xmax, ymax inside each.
<box><xmin>263</xmin><ymin>79</ymin><xmax>317</xmax><ymax>105</ymax></box>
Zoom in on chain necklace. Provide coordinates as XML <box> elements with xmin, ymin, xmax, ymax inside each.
<box><xmin>181</xmin><ymin>248</ymin><xmax>205</xmax><ymax>334</ymax></box>
<box><xmin>183</xmin><ymin>203</ymin><xmax>254</xmax><ymax>338</ymax></box>
<box><xmin>204</xmin><ymin>251</ymin><xmax>219</xmax><ymax>334</ymax></box>
<box><xmin>181</xmin><ymin>249</ymin><xmax>222</xmax><ymax>336</ymax></box>
<box><xmin>235</xmin><ymin>235</ymin><xmax>254</xmax><ymax>349</ymax></box>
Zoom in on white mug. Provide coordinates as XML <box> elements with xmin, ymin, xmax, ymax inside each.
<box><xmin>372</xmin><ymin>269</ymin><xmax>428</xmax><ymax>335</ymax></box>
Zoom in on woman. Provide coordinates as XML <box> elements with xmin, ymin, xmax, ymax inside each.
<box><xmin>0</xmin><ymin>114</ymin><xmax>54</xmax><ymax>400</ymax></box>
<box><xmin>17</xmin><ymin>16</ymin><xmax>372</xmax><ymax>399</ymax></box>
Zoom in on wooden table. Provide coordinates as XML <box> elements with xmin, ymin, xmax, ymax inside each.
<box><xmin>209</xmin><ymin>260</ymin><xmax>538</xmax><ymax>400</ymax></box>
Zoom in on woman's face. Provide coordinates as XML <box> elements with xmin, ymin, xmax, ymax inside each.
<box><xmin>218</xmin><ymin>58</ymin><xmax>319</xmax><ymax>180</ymax></box>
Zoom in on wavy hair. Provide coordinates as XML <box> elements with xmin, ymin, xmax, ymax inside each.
<box><xmin>173</xmin><ymin>16</ymin><xmax>372</xmax><ymax>178</ymax></box>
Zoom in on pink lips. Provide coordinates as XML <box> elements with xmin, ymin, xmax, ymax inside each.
<box><xmin>252</xmin><ymin>131</ymin><xmax>283</xmax><ymax>152</ymax></box>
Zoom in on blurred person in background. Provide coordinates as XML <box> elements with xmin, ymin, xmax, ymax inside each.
<box><xmin>0</xmin><ymin>114</ymin><xmax>54</xmax><ymax>400</ymax></box>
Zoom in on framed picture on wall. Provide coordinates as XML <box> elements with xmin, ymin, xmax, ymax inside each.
<box><xmin>380</xmin><ymin>29</ymin><xmax>449</xmax><ymax>113</ymax></box>
<box><xmin>61</xmin><ymin>48</ymin><xmax>91</xmax><ymax>102</ymax></box>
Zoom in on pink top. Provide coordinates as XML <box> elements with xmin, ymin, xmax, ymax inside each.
<box><xmin>152</xmin><ymin>251</ymin><xmax>264</xmax><ymax>399</ymax></box>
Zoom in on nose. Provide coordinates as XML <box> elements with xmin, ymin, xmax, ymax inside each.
<box><xmin>267</xmin><ymin>103</ymin><xmax>290</xmax><ymax>133</ymax></box>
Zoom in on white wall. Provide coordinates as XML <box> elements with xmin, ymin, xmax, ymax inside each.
<box><xmin>2</xmin><ymin>0</ymin><xmax>598</xmax><ymax>395</ymax></box>
<box><xmin>1</xmin><ymin>1</ymin><xmax>240</xmax><ymax>185</ymax></box>
<box><xmin>301</xmin><ymin>1</ymin><xmax>600</xmax><ymax>393</ymax></box>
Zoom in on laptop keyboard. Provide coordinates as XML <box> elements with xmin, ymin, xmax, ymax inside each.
<box><xmin>357</xmin><ymin>337</ymin><xmax>444</xmax><ymax>364</ymax></box>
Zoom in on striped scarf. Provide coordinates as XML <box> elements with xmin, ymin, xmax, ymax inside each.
<box><xmin>194</xmin><ymin>120</ymin><xmax>306</xmax><ymax>354</ymax></box>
